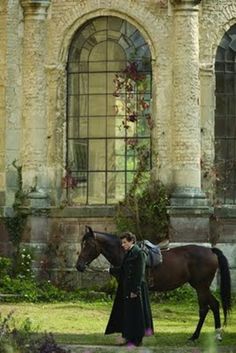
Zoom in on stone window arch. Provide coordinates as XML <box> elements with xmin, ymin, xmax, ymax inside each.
<box><xmin>215</xmin><ymin>24</ymin><xmax>236</xmax><ymax>204</ymax></box>
<box><xmin>66</xmin><ymin>16</ymin><xmax>152</xmax><ymax>205</ymax></box>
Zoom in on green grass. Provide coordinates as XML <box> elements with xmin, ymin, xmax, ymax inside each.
<box><xmin>0</xmin><ymin>300</ymin><xmax>235</xmax><ymax>348</ymax></box>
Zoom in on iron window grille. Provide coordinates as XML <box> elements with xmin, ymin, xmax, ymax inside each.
<box><xmin>66</xmin><ymin>16</ymin><xmax>152</xmax><ymax>205</ymax></box>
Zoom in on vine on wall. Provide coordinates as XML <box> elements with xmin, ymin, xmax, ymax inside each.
<box><xmin>201</xmin><ymin>157</ymin><xmax>226</xmax><ymax>245</ymax></box>
<box><xmin>113</xmin><ymin>60</ymin><xmax>153</xmax><ymax>146</ymax></box>
<box><xmin>4</xmin><ymin>160</ymin><xmax>28</xmax><ymax>277</ymax></box>
<box><xmin>113</xmin><ymin>61</ymin><xmax>170</xmax><ymax>242</ymax></box>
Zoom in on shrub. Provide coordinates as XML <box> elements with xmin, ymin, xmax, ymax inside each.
<box><xmin>115</xmin><ymin>179</ymin><xmax>170</xmax><ymax>242</ymax></box>
<box><xmin>14</xmin><ymin>247</ymin><xmax>34</xmax><ymax>279</ymax></box>
<box><xmin>0</xmin><ymin>312</ymin><xmax>70</xmax><ymax>353</ymax></box>
<box><xmin>0</xmin><ymin>257</ymin><xmax>12</xmax><ymax>276</ymax></box>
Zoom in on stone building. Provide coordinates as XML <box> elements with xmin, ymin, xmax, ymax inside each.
<box><xmin>0</xmin><ymin>0</ymin><xmax>236</xmax><ymax>289</ymax></box>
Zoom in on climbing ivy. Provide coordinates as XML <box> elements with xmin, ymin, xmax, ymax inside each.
<box><xmin>4</xmin><ymin>160</ymin><xmax>28</xmax><ymax>277</ymax></box>
<box><xmin>113</xmin><ymin>61</ymin><xmax>170</xmax><ymax>242</ymax></box>
<box><xmin>114</xmin><ymin>167</ymin><xmax>170</xmax><ymax>243</ymax></box>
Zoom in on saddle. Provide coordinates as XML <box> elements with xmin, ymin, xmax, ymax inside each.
<box><xmin>138</xmin><ymin>239</ymin><xmax>168</xmax><ymax>267</ymax></box>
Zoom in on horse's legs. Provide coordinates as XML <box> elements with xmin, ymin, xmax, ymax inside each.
<box><xmin>208</xmin><ymin>292</ymin><xmax>222</xmax><ymax>341</ymax></box>
<box><xmin>189</xmin><ymin>288</ymin><xmax>210</xmax><ymax>341</ymax></box>
<box><xmin>189</xmin><ymin>306</ymin><xmax>209</xmax><ymax>341</ymax></box>
<box><xmin>208</xmin><ymin>292</ymin><xmax>221</xmax><ymax>329</ymax></box>
<box><xmin>189</xmin><ymin>288</ymin><xmax>221</xmax><ymax>341</ymax></box>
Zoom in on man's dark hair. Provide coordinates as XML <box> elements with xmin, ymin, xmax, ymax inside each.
<box><xmin>120</xmin><ymin>231</ymin><xmax>136</xmax><ymax>243</ymax></box>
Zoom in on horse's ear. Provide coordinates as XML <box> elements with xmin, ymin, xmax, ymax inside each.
<box><xmin>85</xmin><ymin>225</ymin><xmax>94</xmax><ymax>237</ymax></box>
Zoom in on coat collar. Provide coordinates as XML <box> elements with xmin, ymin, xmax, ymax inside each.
<box><xmin>124</xmin><ymin>244</ymin><xmax>140</xmax><ymax>261</ymax></box>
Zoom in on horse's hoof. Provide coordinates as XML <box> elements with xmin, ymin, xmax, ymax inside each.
<box><xmin>215</xmin><ymin>328</ymin><xmax>223</xmax><ymax>341</ymax></box>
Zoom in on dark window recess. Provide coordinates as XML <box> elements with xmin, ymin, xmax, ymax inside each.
<box><xmin>215</xmin><ymin>24</ymin><xmax>236</xmax><ymax>204</ymax></box>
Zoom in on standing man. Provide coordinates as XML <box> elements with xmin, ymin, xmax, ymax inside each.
<box><xmin>105</xmin><ymin>231</ymin><xmax>154</xmax><ymax>346</ymax></box>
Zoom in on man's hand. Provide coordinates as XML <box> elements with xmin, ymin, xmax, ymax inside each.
<box><xmin>130</xmin><ymin>292</ymin><xmax>138</xmax><ymax>298</ymax></box>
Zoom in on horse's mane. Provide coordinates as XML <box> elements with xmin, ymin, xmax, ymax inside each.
<box><xmin>82</xmin><ymin>230</ymin><xmax>120</xmax><ymax>242</ymax></box>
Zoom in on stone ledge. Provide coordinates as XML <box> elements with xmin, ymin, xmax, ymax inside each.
<box><xmin>215</xmin><ymin>206</ymin><xmax>236</xmax><ymax>218</ymax></box>
<box><xmin>167</xmin><ymin>206</ymin><xmax>211</xmax><ymax>216</ymax></box>
<box><xmin>1</xmin><ymin>205</ymin><xmax>116</xmax><ymax>218</ymax></box>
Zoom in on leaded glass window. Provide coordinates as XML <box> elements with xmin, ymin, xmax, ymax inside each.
<box><xmin>215</xmin><ymin>24</ymin><xmax>236</xmax><ymax>204</ymax></box>
<box><xmin>67</xmin><ymin>16</ymin><xmax>152</xmax><ymax>205</ymax></box>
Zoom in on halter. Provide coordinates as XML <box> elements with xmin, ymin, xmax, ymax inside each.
<box><xmin>79</xmin><ymin>229</ymin><xmax>122</xmax><ymax>271</ymax></box>
<box><xmin>92</xmin><ymin>232</ymin><xmax>102</xmax><ymax>255</ymax></box>
<box><xmin>84</xmin><ymin>233</ymin><xmax>106</xmax><ymax>273</ymax></box>
<box><xmin>80</xmin><ymin>232</ymin><xmax>102</xmax><ymax>271</ymax></box>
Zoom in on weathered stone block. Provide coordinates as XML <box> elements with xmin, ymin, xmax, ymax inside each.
<box><xmin>5</xmin><ymin>170</ymin><xmax>17</xmax><ymax>189</ymax></box>
<box><xmin>22</xmin><ymin>215</ymin><xmax>49</xmax><ymax>242</ymax></box>
<box><xmin>0</xmin><ymin>174</ymin><xmax>5</xmax><ymax>189</ymax></box>
<box><xmin>50</xmin><ymin>219</ymin><xmax>80</xmax><ymax>243</ymax></box>
<box><xmin>27</xmin><ymin>191</ymin><xmax>50</xmax><ymax>208</ymax></box>
<box><xmin>0</xmin><ymin>221</ymin><xmax>9</xmax><ymax>242</ymax></box>
<box><xmin>0</xmin><ymin>191</ymin><xmax>5</xmax><ymax>206</ymax></box>
<box><xmin>169</xmin><ymin>215</ymin><xmax>210</xmax><ymax>242</ymax></box>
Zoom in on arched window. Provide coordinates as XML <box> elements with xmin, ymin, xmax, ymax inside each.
<box><xmin>215</xmin><ymin>24</ymin><xmax>236</xmax><ymax>204</ymax></box>
<box><xmin>66</xmin><ymin>16</ymin><xmax>152</xmax><ymax>205</ymax></box>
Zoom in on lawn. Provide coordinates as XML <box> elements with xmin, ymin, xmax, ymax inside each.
<box><xmin>0</xmin><ymin>300</ymin><xmax>235</xmax><ymax>349</ymax></box>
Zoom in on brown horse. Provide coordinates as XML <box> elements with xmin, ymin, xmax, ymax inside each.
<box><xmin>76</xmin><ymin>226</ymin><xmax>232</xmax><ymax>341</ymax></box>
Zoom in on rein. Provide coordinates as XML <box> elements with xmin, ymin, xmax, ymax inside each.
<box><xmin>81</xmin><ymin>232</ymin><xmax>104</xmax><ymax>272</ymax></box>
<box><xmin>78</xmin><ymin>229</ymin><xmax>123</xmax><ymax>271</ymax></box>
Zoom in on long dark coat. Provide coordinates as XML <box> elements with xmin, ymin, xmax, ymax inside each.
<box><xmin>105</xmin><ymin>244</ymin><xmax>153</xmax><ymax>344</ymax></box>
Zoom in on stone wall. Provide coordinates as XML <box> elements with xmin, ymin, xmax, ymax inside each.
<box><xmin>0</xmin><ymin>0</ymin><xmax>236</xmax><ymax>290</ymax></box>
<box><xmin>0</xmin><ymin>211</ymin><xmax>116</xmax><ymax>289</ymax></box>
<box><xmin>0</xmin><ymin>0</ymin><xmax>7</xmax><ymax>208</ymax></box>
<box><xmin>4</xmin><ymin>1</ymin><xmax>23</xmax><ymax>208</ymax></box>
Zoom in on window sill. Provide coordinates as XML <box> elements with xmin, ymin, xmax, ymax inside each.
<box><xmin>214</xmin><ymin>205</ymin><xmax>236</xmax><ymax>218</ymax></box>
<box><xmin>49</xmin><ymin>205</ymin><xmax>116</xmax><ymax>218</ymax></box>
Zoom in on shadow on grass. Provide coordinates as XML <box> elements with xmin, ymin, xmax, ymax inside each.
<box><xmin>50</xmin><ymin>331</ymin><xmax>236</xmax><ymax>349</ymax></box>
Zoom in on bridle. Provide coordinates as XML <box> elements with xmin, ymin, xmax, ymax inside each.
<box><xmin>79</xmin><ymin>232</ymin><xmax>103</xmax><ymax>272</ymax></box>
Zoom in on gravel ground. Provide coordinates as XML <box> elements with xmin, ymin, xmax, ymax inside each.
<box><xmin>63</xmin><ymin>344</ymin><xmax>236</xmax><ymax>353</ymax></box>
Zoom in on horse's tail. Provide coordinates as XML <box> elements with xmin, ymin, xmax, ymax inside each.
<box><xmin>212</xmin><ymin>247</ymin><xmax>232</xmax><ymax>325</ymax></box>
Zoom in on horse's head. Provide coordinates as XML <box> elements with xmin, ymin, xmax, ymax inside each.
<box><xmin>76</xmin><ymin>226</ymin><xmax>101</xmax><ymax>272</ymax></box>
